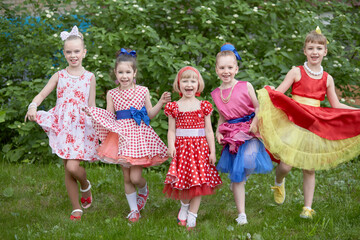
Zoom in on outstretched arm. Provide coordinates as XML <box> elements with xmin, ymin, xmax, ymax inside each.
<box><xmin>106</xmin><ymin>91</ymin><xmax>115</xmax><ymax>113</ymax></box>
<box><xmin>326</xmin><ymin>75</ymin><xmax>358</xmax><ymax>110</ymax></box>
<box><xmin>167</xmin><ymin>116</ymin><xmax>176</xmax><ymax>158</ymax></box>
<box><xmin>275</xmin><ymin>67</ymin><xmax>300</xmax><ymax>93</ymax></box>
<box><xmin>24</xmin><ymin>72</ymin><xmax>59</xmax><ymax>122</ymax></box>
<box><xmin>145</xmin><ymin>91</ymin><xmax>171</xmax><ymax>119</ymax></box>
<box><xmin>205</xmin><ymin>114</ymin><xmax>216</xmax><ymax>165</ymax></box>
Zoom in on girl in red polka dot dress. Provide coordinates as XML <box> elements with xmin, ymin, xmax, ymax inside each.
<box><xmin>163</xmin><ymin>66</ymin><xmax>222</xmax><ymax>230</ymax></box>
<box><xmin>85</xmin><ymin>48</ymin><xmax>171</xmax><ymax>222</ymax></box>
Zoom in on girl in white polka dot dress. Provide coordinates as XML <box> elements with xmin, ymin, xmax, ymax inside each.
<box><xmin>85</xmin><ymin>48</ymin><xmax>170</xmax><ymax>222</ymax></box>
<box><xmin>163</xmin><ymin>66</ymin><xmax>222</xmax><ymax>230</ymax></box>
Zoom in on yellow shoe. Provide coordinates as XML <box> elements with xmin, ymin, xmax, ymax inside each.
<box><xmin>300</xmin><ymin>207</ymin><xmax>316</xmax><ymax>219</ymax></box>
<box><xmin>271</xmin><ymin>178</ymin><xmax>285</xmax><ymax>204</ymax></box>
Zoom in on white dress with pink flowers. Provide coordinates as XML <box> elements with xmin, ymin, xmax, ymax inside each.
<box><xmin>36</xmin><ymin>69</ymin><xmax>99</xmax><ymax>161</ymax></box>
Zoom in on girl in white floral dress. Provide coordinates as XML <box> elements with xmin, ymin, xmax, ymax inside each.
<box><xmin>25</xmin><ymin>26</ymin><xmax>98</xmax><ymax>220</ymax></box>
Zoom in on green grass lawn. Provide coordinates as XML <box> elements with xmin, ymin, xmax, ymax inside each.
<box><xmin>1</xmin><ymin>159</ymin><xmax>359</xmax><ymax>240</ymax></box>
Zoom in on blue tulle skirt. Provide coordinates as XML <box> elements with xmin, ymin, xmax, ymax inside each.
<box><xmin>216</xmin><ymin>138</ymin><xmax>273</xmax><ymax>182</ymax></box>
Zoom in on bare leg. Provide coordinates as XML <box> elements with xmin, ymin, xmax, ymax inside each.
<box><xmin>122</xmin><ymin>167</ymin><xmax>136</xmax><ymax>194</ymax></box>
<box><xmin>63</xmin><ymin>159</ymin><xmax>91</xmax><ymax>216</ymax></box>
<box><xmin>233</xmin><ymin>181</ymin><xmax>245</xmax><ymax>214</ymax></box>
<box><xmin>188</xmin><ymin>196</ymin><xmax>202</xmax><ymax>214</ymax></box>
<box><xmin>303</xmin><ymin>169</ymin><xmax>315</xmax><ymax>208</ymax></box>
<box><xmin>129</xmin><ymin>165</ymin><xmax>146</xmax><ymax>189</ymax></box>
<box><xmin>275</xmin><ymin>161</ymin><xmax>292</xmax><ymax>184</ymax></box>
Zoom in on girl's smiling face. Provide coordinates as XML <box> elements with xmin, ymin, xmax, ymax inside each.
<box><xmin>303</xmin><ymin>42</ymin><xmax>327</xmax><ymax>66</ymax></box>
<box><xmin>63</xmin><ymin>38</ymin><xmax>86</xmax><ymax>68</ymax></box>
<box><xmin>215</xmin><ymin>55</ymin><xmax>238</xmax><ymax>84</ymax></box>
<box><xmin>179</xmin><ymin>76</ymin><xmax>199</xmax><ymax>98</ymax></box>
<box><xmin>114</xmin><ymin>61</ymin><xmax>136</xmax><ymax>90</ymax></box>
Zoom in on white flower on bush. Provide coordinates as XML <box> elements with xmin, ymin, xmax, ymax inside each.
<box><xmin>95</xmin><ymin>13</ymin><xmax>99</xmax><ymax>16</ymax></box>
<box><xmin>75</xmin><ymin>9</ymin><xmax>79</xmax><ymax>12</ymax></box>
<box><xmin>53</xmin><ymin>33</ymin><xmax>58</xmax><ymax>38</ymax></box>
<box><xmin>133</xmin><ymin>4</ymin><xmax>139</xmax><ymax>8</ymax></box>
<box><xmin>291</xmin><ymin>34</ymin><xmax>296</xmax><ymax>38</ymax></box>
<box><xmin>233</xmin><ymin>14</ymin><xmax>239</xmax><ymax>18</ymax></box>
<box><xmin>253</xmin><ymin>7</ymin><xmax>258</xmax><ymax>12</ymax></box>
<box><xmin>113</xmin><ymin>0</ymin><xmax>116</xmax><ymax>2</ymax></box>
<box><xmin>248</xmin><ymin>64</ymin><xmax>253</xmax><ymax>68</ymax></box>
<box><xmin>156</xmin><ymin>45</ymin><xmax>161</xmax><ymax>48</ymax></box>
<box><xmin>167</xmin><ymin>16</ymin><xmax>171</xmax><ymax>20</ymax></box>
<box><xmin>272</xmin><ymin>3</ymin><xmax>275</xmax><ymax>6</ymax></box>
<box><xmin>355</xmin><ymin>68</ymin><xmax>359</xmax><ymax>72</ymax></box>
<box><xmin>176</xmin><ymin>21</ymin><xmax>180</xmax><ymax>24</ymax></box>
<box><xmin>40</xmin><ymin>142</ymin><xmax>46</xmax><ymax>146</ymax></box>
<box><xmin>287</xmin><ymin>48</ymin><xmax>292</xmax><ymax>52</ymax></box>
<box><xmin>341</xmin><ymin>98</ymin><xmax>345</xmax><ymax>102</ymax></box>
<box><xmin>93</xmin><ymin>55</ymin><xmax>99</xmax><ymax>59</ymax></box>
<box><xmin>98</xmin><ymin>74</ymin><xmax>103</xmax><ymax>78</ymax></box>
<box><xmin>46</xmin><ymin>14</ymin><xmax>51</xmax><ymax>18</ymax></box>
<box><xmin>349</xmin><ymin>99</ymin><xmax>355</xmax><ymax>103</ymax></box>
<box><xmin>98</xmin><ymin>60</ymin><xmax>102</xmax><ymax>64</ymax></box>
<box><xmin>341</xmin><ymin>46</ymin><xmax>345</xmax><ymax>49</ymax></box>
<box><xmin>98</xmin><ymin>46</ymin><xmax>102</xmax><ymax>48</ymax></box>
<box><xmin>141</xmin><ymin>29</ymin><xmax>145</xmax><ymax>33</ymax></box>
<box><xmin>243</xmin><ymin>50</ymin><xmax>247</xmax><ymax>53</ymax></box>
<box><xmin>231</xmin><ymin>21</ymin><xmax>235</xmax><ymax>24</ymax></box>
<box><xmin>175</xmin><ymin>29</ymin><xmax>180</xmax><ymax>32</ymax></box>
<box><xmin>206</xmin><ymin>20</ymin><xmax>212</xmax><ymax>24</ymax></box>
<box><xmin>139</xmin><ymin>7</ymin><xmax>144</xmax><ymax>11</ymax></box>
<box><xmin>333</xmin><ymin>64</ymin><xmax>338</xmax><ymax>67</ymax></box>
<box><xmin>275</xmin><ymin>47</ymin><xmax>281</xmax><ymax>51</ymax></box>
<box><xmin>180</xmin><ymin>10</ymin><xmax>185</xmax><ymax>14</ymax></box>
<box><xmin>324</xmin><ymin>57</ymin><xmax>328</xmax><ymax>61</ymax></box>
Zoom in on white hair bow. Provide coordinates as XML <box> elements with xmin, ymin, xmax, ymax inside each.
<box><xmin>60</xmin><ymin>26</ymin><xmax>82</xmax><ymax>41</ymax></box>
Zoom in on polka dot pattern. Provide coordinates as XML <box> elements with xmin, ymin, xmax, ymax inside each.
<box><xmin>163</xmin><ymin>101</ymin><xmax>222</xmax><ymax>199</ymax></box>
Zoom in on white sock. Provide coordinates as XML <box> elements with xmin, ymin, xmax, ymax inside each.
<box><xmin>304</xmin><ymin>206</ymin><xmax>312</xmax><ymax>210</ymax></box>
<box><xmin>275</xmin><ymin>178</ymin><xmax>283</xmax><ymax>186</ymax></box>
<box><xmin>138</xmin><ymin>182</ymin><xmax>148</xmax><ymax>196</ymax></box>
<box><xmin>178</xmin><ymin>201</ymin><xmax>189</xmax><ymax>220</ymax></box>
<box><xmin>125</xmin><ymin>192</ymin><xmax>138</xmax><ymax>211</ymax></box>
<box><xmin>187</xmin><ymin>211</ymin><xmax>197</xmax><ymax>227</ymax></box>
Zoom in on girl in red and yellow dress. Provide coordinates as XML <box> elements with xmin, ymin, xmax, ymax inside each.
<box><xmin>257</xmin><ymin>27</ymin><xmax>360</xmax><ymax>219</ymax></box>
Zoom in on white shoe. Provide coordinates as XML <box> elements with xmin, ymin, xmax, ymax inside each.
<box><xmin>236</xmin><ymin>213</ymin><xmax>248</xmax><ymax>225</ymax></box>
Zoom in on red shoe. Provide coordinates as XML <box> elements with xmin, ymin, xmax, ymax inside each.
<box><xmin>80</xmin><ymin>180</ymin><xmax>92</xmax><ymax>209</ymax></box>
<box><xmin>70</xmin><ymin>209</ymin><xmax>83</xmax><ymax>221</ymax></box>
<box><xmin>137</xmin><ymin>186</ymin><xmax>149</xmax><ymax>211</ymax></box>
<box><xmin>127</xmin><ymin>210</ymin><xmax>141</xmax><ymax>223</ymax></box>
<box><xmin>177</xmin><ymin>209</ymin><xmax>187</xmax><ymax>226</ymax></box>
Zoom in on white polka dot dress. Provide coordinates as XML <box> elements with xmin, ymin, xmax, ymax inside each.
<box><xmin>163</xmin><ymin>101</ymin><xmax>222</xmax><ymax>200</ymax></box>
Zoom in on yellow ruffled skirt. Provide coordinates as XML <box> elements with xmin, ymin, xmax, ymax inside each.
<box><xmin>257</xmin><ymin>88</ymin><xmax>360</xmax><ymax>170</ymax></box>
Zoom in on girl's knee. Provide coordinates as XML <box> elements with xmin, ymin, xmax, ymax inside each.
<box><xmin>303</xmin><ymin>169</ymin><xmax>315</xmax><ymax>176</ymax></box>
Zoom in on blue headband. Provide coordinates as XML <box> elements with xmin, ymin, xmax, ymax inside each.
<box><xmin>220</xmin><ymin>44</ymin><xmax>241</xmax><ymax>61</ymax></box>
<box><xmin>119</xmin><ymin>48</ymin><xmax>136</xmax><ymax>57</ymax></box>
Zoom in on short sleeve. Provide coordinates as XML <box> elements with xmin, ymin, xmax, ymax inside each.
<box><xmin>164</xmin><ymin>102</ymin><xmax>179</xmax><ymax>118</ymax></box>
<box><xmin>201</xmin><ymin>100</ymin><xmax>213</xmax><ymax>116</ymax></box>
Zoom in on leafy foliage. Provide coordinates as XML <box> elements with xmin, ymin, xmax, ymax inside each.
<box><xmin>1</xmin><ymin>0</ymin><xmax>359</xmax><ymax>162</ymax></box>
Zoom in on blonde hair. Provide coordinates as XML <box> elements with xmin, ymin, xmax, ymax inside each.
<box><xmin>64</xmin><ymin>33</ymin><xmax>85</xmax><ymax>48</ymax></box>
<box><xmin>216</xmin><ymin>43</ymin><xmax>237</xmax><ymax>65</ymax></box>
<box><xmin>173</xmin><ymin>67</ymin><xmax>205</xmax><ymax>94</ymax></box>
<box><xmin>304</xmin><ymin>30</ymin><xmax>327</xmax><ymax>48</ymax></box>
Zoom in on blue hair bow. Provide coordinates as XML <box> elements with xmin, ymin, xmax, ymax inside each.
<box><xmin>220</xmin><ymin>44</ymin><xmax>242</xmax><ymax>61</ymax></box>
<box><xmin>119</xmin><ymin>48</ymin><xmax>137</xmax><ymax>57</ymax></box>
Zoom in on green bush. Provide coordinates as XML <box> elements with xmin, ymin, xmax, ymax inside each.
<box><xmin>1</xmin><ymin>0</ymin><xmax>359</xmax><ymax>163</ymax></box>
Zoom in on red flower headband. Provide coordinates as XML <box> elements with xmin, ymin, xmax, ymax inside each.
<box><xmin>177</xmin><ymin>66</ymin><xmax>201</xmax><ymax>97</ymax></box>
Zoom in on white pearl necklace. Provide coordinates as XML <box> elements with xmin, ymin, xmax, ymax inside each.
<box><xmin>304</xmin><ymin>62</ymin><xmax>323</xmax><ymax>76</ymax></box>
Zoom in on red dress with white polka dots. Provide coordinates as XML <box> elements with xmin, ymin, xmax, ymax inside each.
<box><xmin>163</xmin><ymin>101</ymin><xmax>222</xmax><ymax>200</ymax></box>
<box><xmin>85</xmin><ymin>85</ymin><xmax>168</xmax><ymax>167</ymax></box>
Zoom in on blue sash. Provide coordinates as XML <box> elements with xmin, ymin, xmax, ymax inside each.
<box><xmin>227</xmin><ymin>112</ymin><xmax>255</xmax><ymax>124</ymax></box>
<box><xmin>116</xmin><ymin>106</ymin><xmax>150</xmax><ymax>126</ymax></box>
